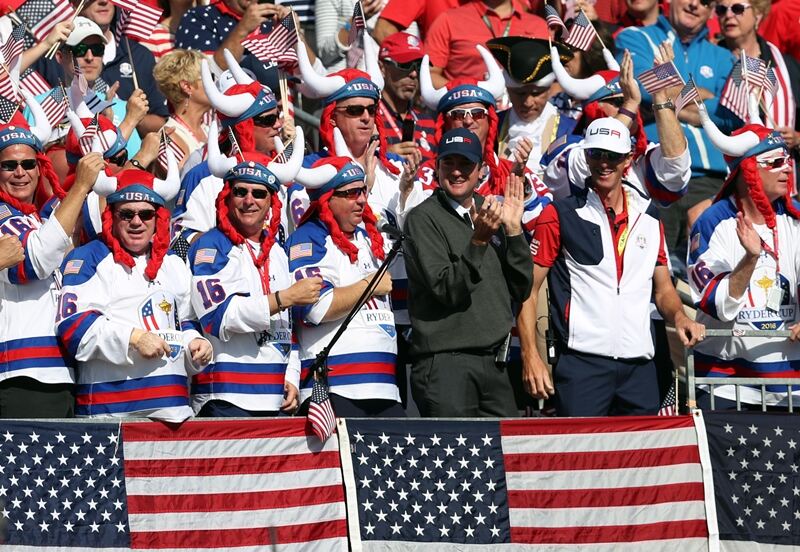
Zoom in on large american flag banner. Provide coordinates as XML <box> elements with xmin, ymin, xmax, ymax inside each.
<box><xmin>340</xmin><ymin>416</ymin><xmax>709</xmax><ymax>550</ymax></box>
<box><xmin>14</xmin><ymin>0</ymin><xmax>76</xmax><ymax>42</ymax></box>
<box><xmin>700</xmin><ymin>411</ymin><xmax>800</xmax><ymax>550</ymax></box>
<box><xmin>0</xmin><ymin>419</ymin><xmax>348</xmax><ymax>550</ymax></box>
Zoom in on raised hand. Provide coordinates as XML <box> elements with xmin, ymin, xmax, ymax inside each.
<box><xmin>501</xmin><ymin>173</ymin><xmax>525</xmax><ymax>236</ymax></box>
<box><xmin>735</xmin><ymin>211</ymin><xmax>762</xmax><ymax>258</ymax></box>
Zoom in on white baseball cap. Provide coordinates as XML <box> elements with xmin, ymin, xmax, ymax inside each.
<box><xmin>66</xmin><ymin>16</ymin><xmax>107</xmax><ymax>47</ymax></box>
<box><xmin>581</xmin><ymin>117</ymin><xmax>631</xmax><ymax>154</ymax></box>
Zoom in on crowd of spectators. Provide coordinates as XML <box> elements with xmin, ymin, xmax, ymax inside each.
<box><xmin>1</xmin><ymin>0</ymin><xmax>799</xmax><ymax>421</ymax></box>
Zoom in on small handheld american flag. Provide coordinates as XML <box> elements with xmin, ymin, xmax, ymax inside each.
<box><xmin>0</xmin><ymin>23</ymin><xmax>25</xmax><ymax>66</ymax></box>
<box><xmin>564</xmin><ymin>10</ymin><xmax>597</xmax><ymax>52</ymax></box>
<box><xmin>157</xmin><ymin>130</ymin><xmax>185</xmax><ymax>172</ymax></box>
<box><xmin>637</xmin><ymin>61</ymin><xmax>683</xmax><ymax>95</ymax></box>
<box><xmin>40</xmin><ymin>85</ymin><xmax>68</xmax><ymax>128</ymax></box>
<box><xmin>674</xmin><ymin>76</ymin><xmax>699</xmax><ymax>117</ymax></box>
<box><xmin>720</xmin><ymin>62</ymin><xmax>749</xmax><ymax>121</ymax></box>
<box><xmin>308</xmin><ymin>370</ymin><xmax>336</xmax><ymax>442</ymax></box>
<box><xmin>242</xmin><ymin>14</ymin><xmax>299</xmax><ymax>72</ymax></box>
<box><xmin>544</xmin><ymin>4</ymin><xmax>569</xmax><ymax>38</ymax></box>
<box><xmin>349</xmin><ymin>1</ymin><xmax>366</xmax><ymax>47</ymax></box>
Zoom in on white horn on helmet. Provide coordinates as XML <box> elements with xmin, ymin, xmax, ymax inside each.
<box><xmin>92</xmin><ymin>155</ymin><xmax>119</xmax><ymax>197</ymax></box>
<box><xmin>223</xmin><ymin>49</ymin><xmax>254</xmax><ymax>85</ymax></box>
<box><xmin>296</xmin><ymin>41</ymin><xmax>346</xmax><ymax>98</ymax></box>
<box><xmin>66</xmin><ymin>110</ymin><xmax>86</xmax><ymax>137</ymax></box>
<box><xmin>476</xmin><ymin>45</ymin><xmax>506</xmax><ymax>100</ymax></box>
<box><xmin>697</xmin><ymin>102</ymin><xmax>761</xmax><ymax>157</ymax></box>
<box><xmin>153</xmin><ymin>149</ymin><xmax>181</xmax><ymax>202</ymax></box>
<box><xmin>201</xmin><ymin>59</ymin><xmax>253</xmax><ymax>118</ymax></box>
<box><xmin>20</xmin><ymin>89</ymin><xmax>52</xmax><ymax>146</ymax></box>
<box><xmin>747</xmin><ymin>91</ymin><xmax>764</xmax><ymax>125</ymax></box>
<box><xmin>363</xmin><ymin>33</ymin><xmax>385</xmax><ymax>91</ymax></box>
<box><xmin>550</xmin><ymin>45</ymin><xmax>606</xmax><ymax>100</ymax></box>
<box><xmin>295</xmin><ymin>164</ymin><xmax>341</xmax><ymax>189</ymax></box>
<box><xmin>419</xmin><ymin>54</ymin><xmax>447</xmax><ymax>110</ymax></box>
<box><xmin>602</xmin><ymin>48</ymin><xmax>620</xmax><ymax>71</ymax></box>
<box><xmin>333</xmin><ymin>127</ymin><xmax>357</xmax><ymax>161</ymax></box>
<box><xmin>267</xmin><ymin>127</ymin><xmax>305</xmax><ymax>183</ymax></box>
<box><xmin>206</xmin><ymin>120</ymin><xmax>238</xmax><ymax>178</ymax></box>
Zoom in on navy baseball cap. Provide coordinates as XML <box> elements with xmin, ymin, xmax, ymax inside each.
<box><xmin>437</xmin><ymin>128</ymin><xmax>483</xmax><ymax>164</ymax></box>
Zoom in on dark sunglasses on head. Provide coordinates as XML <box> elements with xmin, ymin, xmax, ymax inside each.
<box><xmin>715</xmin><ymin>2</ymin><xmax>751</xmax><ymax>16</ymax></box>
<box><xmin>446</xmin><ymin>107</ymin><xmax>488</xmax><ymax>121</ymax></box>
<box><xmin>384</xmin><ymin>59</ymin><xmax>422</xmax><ymax>74</ymax></box>
<box><xmin>586</xmin><ymin>148</ymin><xmax>628</xmax><ymax>162</ymax></box>
<box><xmin>253</xmin><ymin>112</ymin><xmax>279</xmax><ymax>127</ymax></box>
<box><xmin>332</xmin><ymin>186</ymin><xmax>368</xmax><ymax>200</ymax></box>
<box><xmin>70</xmin><ymin>43</ymin><xmax>105</xmax><ymax>58</ymax></box>
<box><xmin>0</xmin><ymin>159</ymin><xmax>37</xmax><ymax>171</ymax></box>
<box><xmin>232</xmin><ymin>186</ymin><xmax>269</xmax><ymax>199</ymax></box>
<box><xmin>115</xmin><ymin>208</ymin><xmax>157</xmax><ymax>222</ymax></box>
<box><xmin>107</xmin><ymin>149</ymin><xmax>128</xmax><ymax>167</ymax></box>
<box><xmin>335</xmin><ymin>104</ymin><xmax>378</xmax><ymax>117</ymax></box>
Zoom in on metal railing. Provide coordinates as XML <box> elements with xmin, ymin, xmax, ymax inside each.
<box><xmin>684</xmin><ymin>328</ymin><xmax>798</xmax><ymax>412</ymax></box>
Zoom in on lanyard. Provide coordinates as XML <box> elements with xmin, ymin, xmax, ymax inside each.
<box><xmin>245</xmin><ymin>241</ymin><xmax>271</xmax><ymax>295</ymax></box>
<box><xmin>476</xmin><ymin>3</ymin><xmax>513</xmax><ymax>38</ymax></box>
<box><xmin>760</xmin><ymin>228</ymin><xmax>780</xmax><ymax>274</ymax></box>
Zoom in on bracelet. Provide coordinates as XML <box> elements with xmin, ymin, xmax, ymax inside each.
<box><xmin>275</xmin><ymin>290</ymin><xmax>285</xmax><ymax>311</ymax></box>
<box><xmin>129</xmin><ymin>158</ymin><xmax>146</xmax><ymax>170</ymax></box>
<box><xmin>618</xmin><ymin>106</ymin><xmax>637</xmax><ymax>120</ymax></box>
<box><xmin>653</xmin><ymin>100</ymin><xmax>675</xmax><ymax>111</ymax></box>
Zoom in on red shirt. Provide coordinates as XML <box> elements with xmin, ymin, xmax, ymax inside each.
<box><xmin>424</xmin><ymin>0</ymin><xmax>548</xmax><ymax>81</ymax></box>
<box><xmin>379</xmin><ymin>0</ymin><xmax>467</xmax><ymax>40</ymax></box>
<box><xmin>758</xmin><ymin>0</ymin><xmax>800</xmax><ymax>62</ymax></box>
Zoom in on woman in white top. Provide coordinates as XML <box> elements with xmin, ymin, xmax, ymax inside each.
<box><xmin>153</xmin><ymin>48</ymin><xmax>211</xmax><ymax>167</ymax></box>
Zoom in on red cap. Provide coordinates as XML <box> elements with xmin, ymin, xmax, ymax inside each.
<box><xmin>379</xmin><ymin>32</ymin><xmax>424</xmax><ymax>64</ymax></box>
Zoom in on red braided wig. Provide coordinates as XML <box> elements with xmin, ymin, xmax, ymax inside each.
<box><xmin>101</xmin><ymin>205</ymin><xmax>171</xmax><ymax>280</ymax></box>
<box><xmin>315</xmin><ymin>196</ymin><xmax>385</xmax><ymax>264</ymax></box>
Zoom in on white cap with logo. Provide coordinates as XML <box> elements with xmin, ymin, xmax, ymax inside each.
<box><xmin>66</xmin><ymin>16</ymin><xmax>107</xmax><ymax>47</ymax></box>
<box><xmin>581</xmin><ymin>117</ymin><xmax>632</xmax><ymax>154</ymax></box>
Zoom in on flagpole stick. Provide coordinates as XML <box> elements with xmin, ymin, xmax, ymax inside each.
<box><xmin>45</xmin><ymin>0</ymin><xmax>86</xmax><ymax>60</ymax></box>
<box><xmin>124</xmin><ymin>36</ymin><xmax>139</xmax><ymax>90</ymax></box>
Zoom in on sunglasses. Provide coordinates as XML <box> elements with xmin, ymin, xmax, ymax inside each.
<box><xmin>383</xmin><ymin>59</ymin><xmax>422</xmax><ymax>74</ymax></box>
<box><xmin>0</xmin><ymin>159</ymin><xmax>37</xmax><ymax>171</ymax></box>
<box><xmin>335</xmin><ymin>104</ymin><xmax>378</xmax><ymax>117</ymax></box>
<box><xmin>115</xmin><ymin>208</ymin><xmax>157</xmax><ymax>222</ymax></box>
<box><xmin>586</xmin><ymin>149</ymin><xmax>628</xmax><ymax>162</ymax></box>
<box><xmin>107</xmin><ymin>149</ymin><xmax>128</xmax><ymax>167</ymax></box>
<box><xmin>756</xmin><ymin>155</ymin><xmax>792</xmax><ymax>170</ymax></box>
<box><xmin>715</xmin><ymin>2</ymin><xmax>750</xmax><ymax>15</ymax></box>
<box><xmin>446</xmin><ymin>107</ymin><xmax>488</xmax><ymax>121</ymax></box>
<box><xmin>699</xmin><ymin>0</ymin><xmax>715</xmax><ymax>6</ymax></box>
<box><xmin>70</xmin><ymin>43</ymin><xmax>105</xmax><ymax>58</ymax></box>
<box><xmin>253</xmin><ymin>112</ymin><xmax>279</xmax><ymax>127</ymax></box>
<box><xmin>232</xmin><ymin>186</ymin><xmax>269</xmax><ymax>199</ymax></box>
<box><xmin>332</xmin><ymin>186</ymin><xmax>368</xmax><ymax>200</ymax></box>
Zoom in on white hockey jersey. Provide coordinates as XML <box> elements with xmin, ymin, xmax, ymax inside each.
<box><xmin>188</xmin><ymin>228</ymin><xmax>300</xmax><ymax>412</ymax></box>
<box><xmin>0</xmin><ymin>203</ymin><xmax>73</xmax><ymax>385</ymax></box>
<box><xmin>56</xmin><ymin>241</ymin><xmax>207</xmax><ymax>422</ymax></box>
<box><xmin>688</xmin><ymin>197</ymin><xmax>800</xmax><ymax>405</ymax></box>
<box><xmin>286</xmin><ymin>218</ymin><xmax>399</xmax><ymax>402</ymax></box>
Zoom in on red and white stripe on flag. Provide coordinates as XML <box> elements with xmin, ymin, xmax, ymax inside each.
<box><xmin>500</xmin><ymin>415</ymin><xmax>708</xmax><ymax>548</ymax></box>
<box><xmin>125</xmin><ymin>0</ymin><xmax>162</xmax><ymax>42</ymax></box>
<box><xmin>20</xmin><ymin>70</ymin><xmax>51</xmax><ymax>96</ymax></box>
<box><xmin>121</xmin><ymin>418</ymin><xmax>348</xmax><ymax>550</ymax></box>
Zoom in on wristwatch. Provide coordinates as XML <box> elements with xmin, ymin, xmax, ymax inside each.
<box><xmin>653</xmin><ymin>100</ymin><xmax>675</xmax><ymax>111</ymax></box>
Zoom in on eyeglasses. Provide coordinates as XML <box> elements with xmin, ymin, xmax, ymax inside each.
<box><xmin>115</xmin><ymin>208</ymin><xmax>157</xmax><ymax>222</ymax></box>
<box><xmin>108</xmin><ymin>149</ymin><xmax>128</xmax><ymax>167</ymax></box>
<box><xmin>446</xmin><ymin>107</ymin><xmax>488</xmax><ymax>121</ymax></box>
<box><xmin>599</xmin><ymin>96</ymin><xmax>625</xmax><ymax>108</ymax></box>
<box><xmin>383</xmin><ymin>59</ymin><xmax>422</xmax><ymax>74</ymax></box>
<box><xmin>715</xmin><ymin>2</ymin><xmax>751</xmax><ymax>16</ymax></box>
<box><xmin>332</xmin><ymin>186</ymin><xmax>368</xmax><ymax>200</ymax></box>
<box><xmin>586</xmin><ymin>149</ymin><xmax>628</xmax><ymax>162</ymax></box>
<box><xmin>335</xmin><ymin>104</ymin><xmax>378</xmax><ymax>118</ymax></box>
<box><xmin>0</xmin><ymin>159</ymin><xmax>37</xmax><ymax>171</ymax></box>
<box><xmin>253</xmin><ymin>112</ymin><xmax>279</xmax><ymax>127</ymax></box>
<box><xmin>756</xmin><ymin>155</ymin><xmax>792</xmax><ymax>170</ymax></box>
<box><xmin>70</xmin><ymin>43</ymin><xmax>105</xmax><ymax>58</ymax></box>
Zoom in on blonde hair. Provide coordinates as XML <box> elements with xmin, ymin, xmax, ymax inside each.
<box><xmin>153</xmin><ymin>49</ymin><xmax>204</xmax><ymax>107</ymax></box>
<box><xmin>749</xmin><ymin>0</ymin><xmax>771</xmax><ymax>18</ymax></box>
